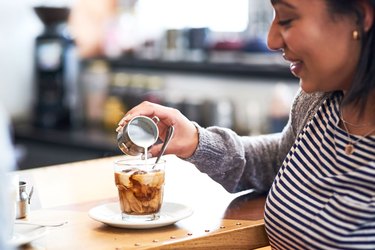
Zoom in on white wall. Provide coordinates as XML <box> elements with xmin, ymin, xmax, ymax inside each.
<box><xmin>0</xmin><ymin>1</ymin><xmax>43</xmax><ymax>120</ymax></box>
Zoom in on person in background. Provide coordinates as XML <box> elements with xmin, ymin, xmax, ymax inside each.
<box><xmin>68</xmin><ymin>0</ymin><xmax>117</xmax><ymax>58</ymax></box>
<box><xmin>117</xmin><ymin>0</ymin><xmax>375</xmax><ymax>249</ymax></box>
<box><xmin>0</xmin><ymin>104</ymin><xmax>17</xmax><ymax>250</ymax></box>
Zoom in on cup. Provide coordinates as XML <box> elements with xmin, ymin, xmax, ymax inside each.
<box><xmin>114</xmin><ymin>158</ymin><xmax>166</xmax><ymax>222</ymax></box>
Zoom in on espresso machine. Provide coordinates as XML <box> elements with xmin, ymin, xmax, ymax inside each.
<box><xmin>33</xmin><ymin>6</ymin><xmax>79</xmax><ymax>129</ymax></box>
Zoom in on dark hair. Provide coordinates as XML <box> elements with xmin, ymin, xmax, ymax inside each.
<box><xmin>326</xmin><ymin>0</ymin><xmax>375</xmax><ymax>113</ymax></box>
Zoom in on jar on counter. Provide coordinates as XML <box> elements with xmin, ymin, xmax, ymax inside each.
<box><xmin>81</xmin><ymin>60</ymin><xmax>110</xmax><ymax>128</ymax></box>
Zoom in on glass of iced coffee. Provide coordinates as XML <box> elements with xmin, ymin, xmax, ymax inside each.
<box><xmin>114</xmin><ymin>158</ymin><xmax>165</xmax><ymax>222</ymax></box>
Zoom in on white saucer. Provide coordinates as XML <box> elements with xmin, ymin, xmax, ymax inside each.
<box><xmin>7</xmin><ymin>224</ymin><xmax>48</xmax><ymax>247</ymax></box>
<box><xmin>88</xmin><ymin>202</ymin><xmax>193</xmax><ymax>229</ymax></box>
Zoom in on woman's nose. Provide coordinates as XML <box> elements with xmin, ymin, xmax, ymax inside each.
<box><xmin>267</xmin><ymin>19</ymin><xmax>284</xmax><ymax>51</ymax></box>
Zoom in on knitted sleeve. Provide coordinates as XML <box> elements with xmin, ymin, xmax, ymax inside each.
<box><xmin>186</xmin><ymin>89</ymin><xmax>329</xmax><ymax>193</ymax></box>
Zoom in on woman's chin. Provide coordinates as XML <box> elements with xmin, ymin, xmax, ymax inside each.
<box><xmin>299</xmin><ymin>80</ymin><xmax>318</xmax><ymax>93</ymax></box>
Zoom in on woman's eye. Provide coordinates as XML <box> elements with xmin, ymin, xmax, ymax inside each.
<box><xmin>278</xmin><ymin>19</ymin><xmax>293</xmax><ymax>26</ymax></box>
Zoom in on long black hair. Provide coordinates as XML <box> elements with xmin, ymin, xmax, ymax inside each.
<box><xmin>326</xmin><ymin>0</ymin><xmax>375</xmax><ymax>113</ymax></box>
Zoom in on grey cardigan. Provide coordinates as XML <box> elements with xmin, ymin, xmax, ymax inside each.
<box><xmin>187</xmin><ymin>89</ymin><xmax>331</xmax><ymax>193</ymax></box>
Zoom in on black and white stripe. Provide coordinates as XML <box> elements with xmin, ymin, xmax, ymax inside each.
<box><xmin>265</xmin><ymin>93</ymin><xmax>375</xmax><ymax>250</ymax></box>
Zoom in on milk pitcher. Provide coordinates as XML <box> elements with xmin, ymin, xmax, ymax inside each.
<box><xmin>117</xmin><ymin>116</ymin><xmax>160</xmax><ymax>156</ymax></box>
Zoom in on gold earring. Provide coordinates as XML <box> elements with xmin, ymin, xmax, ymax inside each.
<box><xmin>352</xmin><ymin>30</ymin><xmax>360</xmax><ymax>40</ymax></box>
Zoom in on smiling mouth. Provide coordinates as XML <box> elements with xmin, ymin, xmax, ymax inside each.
<box><xmin>282</xmin><ymin>53</ymin><xmax>303</xmax><ymax>76</ymax></box>
<box><xmin>289</xmin><ymin>61</ymin><xmax>303</xmax><ymax>77</ymax></box>
<box><xmin>290</xmin><ymin>61</ymin><xmax>302</xmax><ymax>70</ymax></box>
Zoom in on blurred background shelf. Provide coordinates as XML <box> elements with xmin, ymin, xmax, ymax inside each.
<box><xmin>3</xmin><ymin>0</ymin><xmax>299</xmax><ymax>170</ymax></box>
<box><xmin>104</xmin><ymin>57</ymin><xmax>293</xmax><ymax>79</ymax></box>
<box><xmin>13</xmin><ymin>124</ymin><xmax>120</xmax><ymax>170</ymax></box>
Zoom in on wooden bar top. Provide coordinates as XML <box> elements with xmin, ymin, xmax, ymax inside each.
<box><xmin>16</xmin><ymin>155</ymin><xmax>269</xmax><ymax>249</ymax></box>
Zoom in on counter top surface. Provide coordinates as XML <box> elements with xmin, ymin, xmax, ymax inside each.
<box><xmin>16</xmin><ymin>155</ymin><xmax>269</xmax><ymax>249</ymax></box>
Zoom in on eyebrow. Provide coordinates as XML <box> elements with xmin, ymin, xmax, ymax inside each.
<box><xmin>271</xmin><ymin>0</ymin><xmax>296</xmax><ymax>9</ymax></box>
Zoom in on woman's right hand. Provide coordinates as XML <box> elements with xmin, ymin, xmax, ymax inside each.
<box><xmin>116</xmin><ymin>101</ymin><xmax>199</xmax><ymax>159</ymax></box>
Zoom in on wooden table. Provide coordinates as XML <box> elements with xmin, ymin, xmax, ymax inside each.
<box><xmin>16</xmin><ymin>155</ymin><xmax>269</xmax><ymax>249</ymax></box>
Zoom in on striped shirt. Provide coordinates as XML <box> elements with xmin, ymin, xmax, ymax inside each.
<box><xmin>265</xmin><ymin>93</ymin><xmax>375</xmax><ymax>249</ymax></box>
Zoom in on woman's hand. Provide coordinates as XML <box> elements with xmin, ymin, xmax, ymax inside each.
<box><xmin>116</xmin><ymin>101</ymin><xmax>199</xmax><ymax>159</ymax></box>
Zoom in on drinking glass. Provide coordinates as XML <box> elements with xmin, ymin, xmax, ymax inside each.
<box><xmin>114</xmin><ymin>158</ymin><xmax>166</xmax><ymax>222</ymax></box>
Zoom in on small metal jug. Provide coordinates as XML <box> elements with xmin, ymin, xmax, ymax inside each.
<box><xmin>16</xmin><ymin>181</ymin><xmax>33</xmax><ymax>219</ymax></box>
<box><xmin>117</xmin><ymin>116</ymin><xmax>160</xmax><ymax>156</ymax></box>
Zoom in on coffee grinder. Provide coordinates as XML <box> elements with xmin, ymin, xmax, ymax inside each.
<box><xmin>33</xmin><ymin>6</ymin><xmax>79</xmax><ymax>129</ymax></box>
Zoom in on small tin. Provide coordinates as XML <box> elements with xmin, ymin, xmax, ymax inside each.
<box><xmin>16</xmin><ymin>181</ymin><xmax>33</xmax><ymax>219</ymax></box>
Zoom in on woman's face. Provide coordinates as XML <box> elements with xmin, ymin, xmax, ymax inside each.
<box><xmin>267</xmin><ymin>0</ymin><xmax>361</xmax><ymax>93</ymax></box>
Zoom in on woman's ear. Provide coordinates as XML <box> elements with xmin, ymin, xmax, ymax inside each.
<box><xmin>359</xmin><ymin>0</ymin><xmax>374</xmax><ymax>32</ymax></box>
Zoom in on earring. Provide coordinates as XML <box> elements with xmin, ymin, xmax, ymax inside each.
<box><xmin>352</xmin><ymin>30</ymin><xmax>360</xmax><ymax>40</ymax></box>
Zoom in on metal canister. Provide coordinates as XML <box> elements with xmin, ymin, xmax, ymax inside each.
<box><xmin>16</xmin><ymin>181</ymin><xmax>33</xmax><ymax>219</ymax></box>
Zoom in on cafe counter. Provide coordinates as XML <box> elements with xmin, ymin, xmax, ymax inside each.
<box><xmin>16</xmin><ymin>155</ymin><xmax>269</xmax><ymax>249</ymax></box>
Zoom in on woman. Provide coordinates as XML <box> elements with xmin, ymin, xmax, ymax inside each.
<box><xmin>117</xmin><ymin>0</ymin><xmax>375</xmax><ymax>249</ymax></box>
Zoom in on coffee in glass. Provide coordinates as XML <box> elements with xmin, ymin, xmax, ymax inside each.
<box><xmin>114</xmin><ymin>158</ymin><xmax>165</xmax><ymax>221</ymax></box>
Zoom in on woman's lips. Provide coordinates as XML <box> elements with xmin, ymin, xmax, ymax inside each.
<box><xmin>282</xmin><ymin>53</ymin><xmax>303</xmax><ymax>77</ymax></box>
<box><xmin>290</xmin><ymin>61</ymin><xmax>303</xmax><ymax>77</ymax></box>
